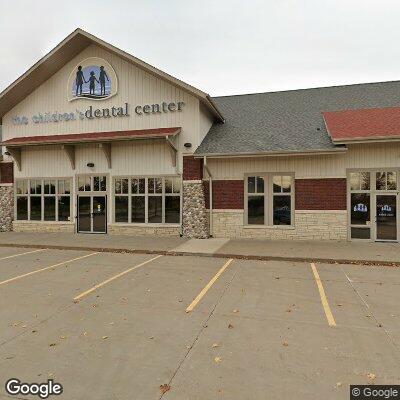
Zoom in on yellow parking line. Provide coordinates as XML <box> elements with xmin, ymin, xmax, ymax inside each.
<box><xmin>0</xmin><ymin>248</ymin><xmax>46</xmax><ymax>261</ymax></box>
<box><xmin>0</xmin><ymin>252</ymin><xmax>98</xmax><ymax>286</ymax></box>
<box><xmin>186</xmin><ymin>258</ymin><xmax>234</xmax><ymax>313</ymax></box>
<box><xmin>73</xmin><ymin>255</ymin><xmax>163</xmax><ymax>302</ymax></box>
<box><xmin>310</xmin><ymin>262</ymin><xmax>336</xmax><ymax>327</ymax></box>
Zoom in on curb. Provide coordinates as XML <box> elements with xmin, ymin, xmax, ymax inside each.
<box><xmin>0</xmin><ymin>243</ymin><xmax>398</xmax><ymax>267</ymax></box>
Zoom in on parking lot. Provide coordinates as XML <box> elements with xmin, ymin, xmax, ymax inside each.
<box><xmin>0</xmin><ymin>247</ymin><xmax>399</xmax><ymax>400</ymax></box>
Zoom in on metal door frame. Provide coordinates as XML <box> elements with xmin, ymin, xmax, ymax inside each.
<box><xmin>77</xmin><ymin>195</ymin><xmax>107</xmax><ymax>234</ymax></box>
<box><xmin>374</xmin><ymin>192</ymin><xmax>398</xmax><ymax>242</ymax></box>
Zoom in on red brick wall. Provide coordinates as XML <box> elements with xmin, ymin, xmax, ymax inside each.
<box><xmin>0</xmin><ymin>162</ymin><xmax>14</xmax><ymax>184</ymax></box>
<box><xmin>295</xmin><ymin>178</ymin><xmax>346</xmax><ymax>210</ymax></box>
<box><xmin>183</xmin><ymin>156</ymin><xmax>203</xmax><ymax>181</ymax></box>
<box><xmin>204</xmin><ymin>180</ymin><xmax>244</xmax><ymax>209</ymax></box>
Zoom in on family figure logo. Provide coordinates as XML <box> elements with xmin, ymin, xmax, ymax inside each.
<box><xmin>72</xmin><ymin>65</ymin><xmax>111</xmax><ymax>99</ymax></box>
<box><xmin>353</xmin><ymin>203</ymin><xmax>368</xmax><ymax>212</ymax></box>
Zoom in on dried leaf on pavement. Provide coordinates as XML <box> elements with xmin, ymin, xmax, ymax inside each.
<box><xmin>214</xmin><ymin>356</ymin><xmax>222</xmax><ymax>363</ymax></box>
<box><xmin>160</xmin><ymin>384</ymin><xmax>171</xmax><ymax>394</ymax></box>
<box><xmin>228</xmin><ymin>324</ymin><xmax>234</xmax><ymax>329</ymax></box>
<box><xmin>212</xmin><ymin>343</ymin><xmax>220</xmax><ymax>348</ymax></box>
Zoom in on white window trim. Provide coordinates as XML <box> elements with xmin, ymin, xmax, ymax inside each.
<box><xmin>15</xmin><ymin>178</ymin><xmax>73</xmax><ymax>222</ymax></box>
<box><xmin>113</xmin><ymin>176</ymin><xmax>182</xmax><ymax>225</ymax></box>
<box><xmin>347</xmin><ymin>168</ymin><xmax>400</xmax><ymax>242</ymax></box>
<box><xmin>244</xmin><ymin>173</ymin><xmax>295</xmax><ymax>227</ymax></box>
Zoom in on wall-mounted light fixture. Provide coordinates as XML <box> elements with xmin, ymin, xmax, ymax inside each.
<box><xmin>184</xmin><ymin>142</ymin><xmax>192</xmax><ymax>148</ymax></box>
<box><xmin>87</xmin><ymin>162</ymin><xmax>95</xmax><ymax>168</ymax></box>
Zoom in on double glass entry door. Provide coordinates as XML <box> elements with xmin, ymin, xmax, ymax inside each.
<box><xmin>376</xmin><ymin>194</ymin><xmax>397</xmax><ymax>241</ymax></box>
<box><xmin>78</xmin><ymin>196</ymin><xmax>107</xmax><ymax>233</ymax></box>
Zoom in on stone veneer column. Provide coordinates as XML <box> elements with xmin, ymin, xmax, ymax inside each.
<box><xmin>0</xmin><ymin>184</ymin><xmax>14</xmax><ymax>232</ymax></box>
<box><xmin>182</xmin><ymin>180</ymin><xmax>209</xmax><ymax>238</ymax></box>
<box><xmin>182</xmin><ymin>156</ymin><xmax>209</xmax><ymax>238</ymax></box>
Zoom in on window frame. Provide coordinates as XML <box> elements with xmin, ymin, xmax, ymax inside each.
<box><xmin>244</xmin><ymin>173</ymin><xmax>295</xmax><ymax>227</ymax></box>
<box><xmin>112</xmin><ymin>176</ymin><xmax>182</xmax><ymax>225</ymax></box>
<box><xmin>15</xmin><ymin>178</ymin><xmax>73</xmax><ymax>222</ymax></box>
<box><xmin>347</xmin><ymin>168</ymin><xmax>400</xmax><ymax>242</ymax></box>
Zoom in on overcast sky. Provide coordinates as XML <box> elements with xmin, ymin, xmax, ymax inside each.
<box><xmin>1</xmin><ymin>0</ymin><xmax>400</xmax><ymax>97</ymax></box>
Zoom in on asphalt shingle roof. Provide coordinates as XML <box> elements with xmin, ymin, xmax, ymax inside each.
<box><xmin>195</xmin><ymin>80</ymin><xmax>400</xmax><ymax>155</ymax></box>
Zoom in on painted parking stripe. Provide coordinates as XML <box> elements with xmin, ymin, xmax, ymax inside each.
<box><xmin>186</xmin><ymin>258</ymin><xmax>234</xmax><ymax>313</ymax></box>
<box><xmin>73</xmin><ymin>255</ymin><xmax>163</xmax><ymax>302</ymax></box>
<box><xmin>0</xmin><ymin>252</ymin><xmax>98</xmax><ymax>286</ymax></box>
<box><xmin>0</xmin><ymin>248</ymin><xmax>46</xmax><ymax>261</ymax></box>
<box><xmin>310</xmin><ymin>263</ymin><xmax>336</xmax><ymax>327</ymax></box>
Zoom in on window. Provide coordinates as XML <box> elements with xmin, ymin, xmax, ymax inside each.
<box><xmin>350</xmin><ymin>172</ymin><xmax>370</xmax><ymax>191</ymax></box>
<box><xmin>78</xmin><ymin>175</ymin><xmax>107</xmax><ymax>192</ymax></box>
<box><xmin>348</xmin><ymin>170</ymin><xmax>399</xmax><ymax>240</ymax></box>
<box><xmin>272</xmin><ymin>176</ymin><xmax>292</xmax><ymax>225</ymax></box>
<box><xmin>15</xmin><ymin>179</ymin><xmax>72</xmax><ymax>222</ymax></box>
<box><xmin>247</xmin><ymin>177</ymin><xmax>265</xmax><ymax>225</ymax></box>
<box><xmin>348</xmin><ymin>171</ymin><xmax>371</xmax><ymax>239</ymax></box>
<box><xmin>165</xmin><ymin>177</ymin><xmax>181</xmax><ymax>223</ymax></box>
<box><xmin>376</xmin><ymin>171</ymin><xmax>397</xmax><ymax>191</ymax></box>
<box><xmin>114</xmin><ymin>178</ymin><xmax>129</xmax><ymax>222</ymax></box>
<box><xmin>113</xmin><ymin>177</ymin><xmax>181</xmax><ymax>224</ymax></box>
<box><xmin>246</xmin><ymin>174</ymin><xmax>294</xmax><ymax>226</ymax></box>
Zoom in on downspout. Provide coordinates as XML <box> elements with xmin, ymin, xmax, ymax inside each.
<box><xmin>203</xmin><ymin>156</ymin><xmax>213</xmax><ymax>237</ymax></box>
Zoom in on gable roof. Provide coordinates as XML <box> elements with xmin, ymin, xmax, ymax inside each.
<box><xmin>324</xmin><ymin>107</ymin><xmax>400</xmax><ymax>143</ymax></box>
<box><xmin>0</xmin><ymin>29</ymin><xmax>223</xmax><ymax>121</ymax></box>
<box><xmin>195</xmin><ymin>80</ymin><xmax>400</xmax><ymax>157</ymax></box>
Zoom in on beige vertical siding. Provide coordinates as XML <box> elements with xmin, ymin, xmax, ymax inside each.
<box><xmin>2</xmin><ymin>44</ymin><xmax>213</xmax><ymax>157</ymax></box>
<box><xmin>206</xmin><ymin>143</ymin><xmax>400</xmax><ymax>179</ymax></box>
<box><xmin>14</xmin><ymin>141</ymin><xmax>176</xmax><ymax>178</ymax></box>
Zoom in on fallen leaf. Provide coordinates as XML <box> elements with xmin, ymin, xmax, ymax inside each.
<box><xmin>214</xmin><ymin>356</ymin><xmax>222</xmax><ymax>363</ymax></box>
<box><xmin>367</xmin><ymin>373</ymin><xmax>376</xmax><ymax>380</ymax></box>
<box><xmin>337</xmin><ymin>304</ymin><xmax>343</xmax><ymax>307</ymax></box>
<box><xmin>336</xmin><ymin>382</ymin><xmax>342</xmax><ymax>388</ymax></box>
<box><xmin>212</xmin><ymin>343</ymin><xmax>220</xmax><ymax>348</ymax></box>
<box><xmin>49</xmin><ymin>343</ymin><xmax>58</xmax><ymax>347</ymax></box>
<box><xmin>228</xmin><ymin>324</ymin><xmax>234</xmax><ymax>329</ymax></box>
<box><xmin>282</xmin><ymin>341</ymin><xmax>289</xmax><ymax>347</ymax></box>
<box><xmin>60</xmin><ymin>336</ymin><xmax>66</xmax><ymax>340</ymax></box>
<box><xmin>233</xmin><ymin>309</ymin><xmax>239</xmax><ymax>313</ymax></box>
<box><xmin>160</xmin><ymin>384</ymin><xmax>171</xmax><ymax>394</ymax></box>
<box><xmin>102</xmin><ymin>336</ymin><xmax>108</xmax><ymax>340</ymax></box>
<box><xmin>286</xmin><ymin>309</ymin><xmax>292</xmax><ymax>313</ymax></box>
<box><xmin>149</xmin><ymin>336</ymin><xmax>154</xmax><ymax>340</ymax></box>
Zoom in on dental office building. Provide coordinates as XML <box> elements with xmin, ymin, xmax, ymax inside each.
<box><xmin>0</xmin><ymin>29</ymin><xmax>399</xmax><ymax>242</ymax></box>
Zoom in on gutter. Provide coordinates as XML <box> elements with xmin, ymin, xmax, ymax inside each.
<box><xmin>194</xmin><ymin>147</ymin><xmax>348</xmax><ymax>159</ymax></box>
<box><xmin>203</xmin><ymin>156</ymin><xmax>213</xmax><ymax>237</ymax></box>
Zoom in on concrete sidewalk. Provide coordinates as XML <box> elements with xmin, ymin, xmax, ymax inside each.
<box><xmin>0</xmin><ymin>232</ymin><xmax>399</xmax><ymax>266</ymax></box>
